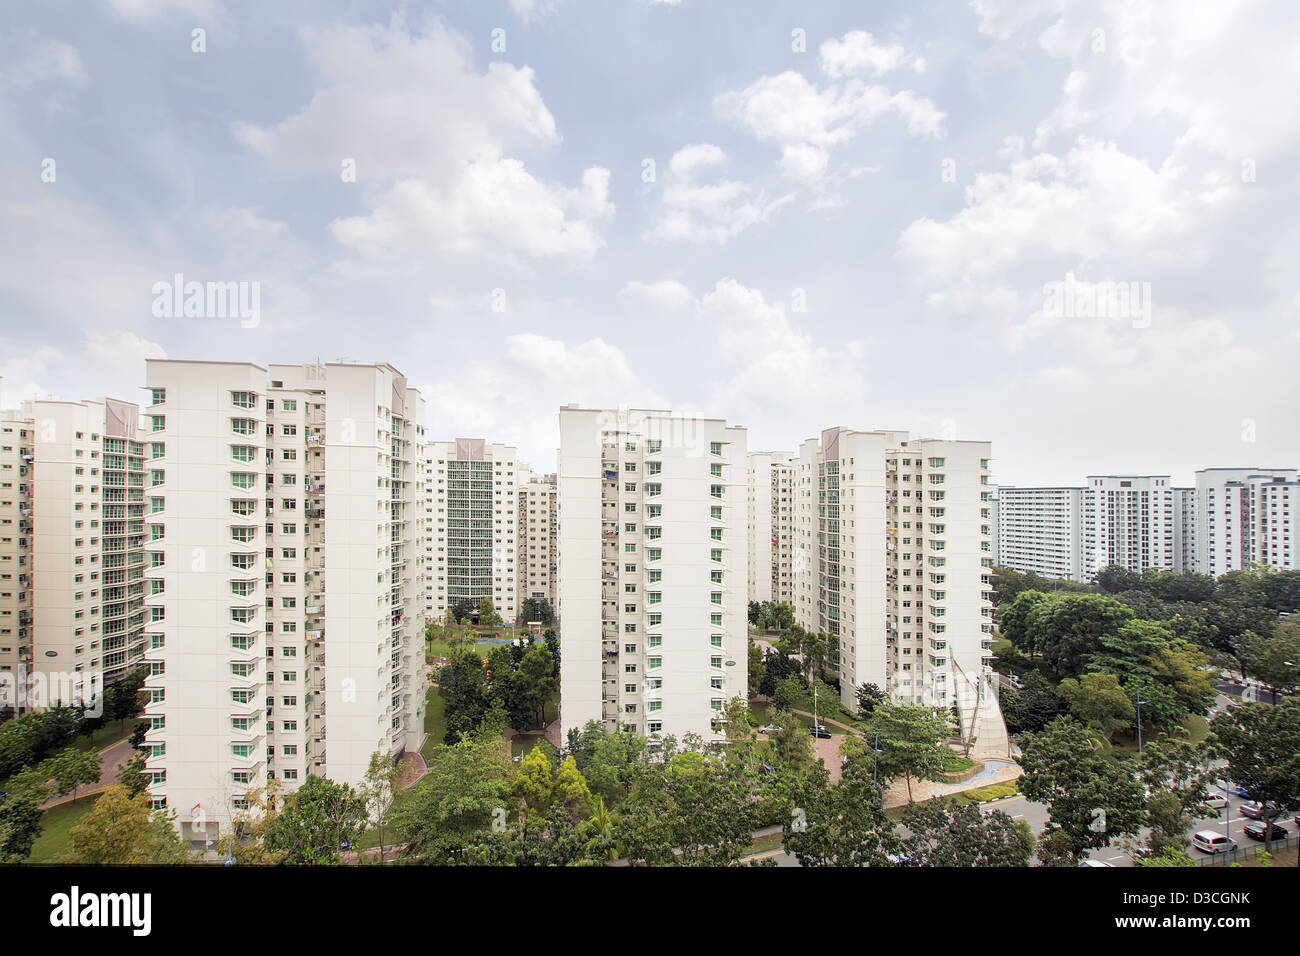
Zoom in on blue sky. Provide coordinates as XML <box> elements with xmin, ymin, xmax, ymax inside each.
<box><xmin>2</xmin><ymin>0</ymin><xmax>1297</xmax><ymax>484</ymax></box>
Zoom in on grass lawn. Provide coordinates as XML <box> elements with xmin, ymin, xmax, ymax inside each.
<box><xmin>72</xmin><ymin>723</ymin><xmax>133</xmax><ymax>754</ymax></box>
<box><xmin>1111</xmin><ymin>712</ymin><xmax>1211</xmax><ymax>753</ymax></box>
<box><xmin>941</xmin><ymin>753</ymin><xmax>976</xmax><ymax>774</ymax></box>
<box><xmin>744</xmin><ymin>832</ymin><xmax>786</xmax><ymax>856</ymax></box>
<box><xmin>420</xmin><ymin>690</ymin><xmax>446</xmax><ymax>759</ymax></box>
<box><xmin>951</xmin><ymin>780</ymin><xmax>1020</xmax><ymax>805</ymax></box>
<box><xmin>27</xmin><ymin>797</ymin><xmax>96</xmax><ymax>863</ymax></box>
<box><xmin>1237</xmin><ymin>845</ymin><xmax>1298</xmax><ymax>867</ymax></box>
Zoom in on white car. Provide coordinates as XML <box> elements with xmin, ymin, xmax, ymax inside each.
<box><xmin>1200</xmin><ymin>793</ymin><xmax>1228</xmax><ymax>811</ymax></box>
<box><xmin>1079</xmin><ymin>859</ymin><xmax>1114</xmax><ymax>867</ymax></box>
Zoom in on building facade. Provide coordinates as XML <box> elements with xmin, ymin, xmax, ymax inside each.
<box><xmin>791</xmin><ymin>428</ymin><xmax>997</xmax><ymax>717</ymax></box>
<box><xmin>423</xmin><ymin>439</ymin><xmax>520</xmax><ymax>623</ymax></box>
<box><xmin>558</xmin><ymin>406</ymin><xmax>748</xmax><ymax>745</ymax></box>
<box><xmin>517</xmin><ymin>466</ymin><xmax>558</xmax><ymax>617</ymax></box>
<box><xmin>992</xmin><ymin>486</ymin><xmax>1087</xmax><ymax>581</ymax></box>
<box><xmin>141</xmin><ymin>360</ymin><xmax>427</xmax><ymax>841</ymax></box>
<box><xmin>746</xmin><ymin>451</ymin><xmax>796</xmax><ymax>605</ymax></box>
<box><xmin>1195</xmin><ymin>467</ymin><xmax>1299</xmax><ymax>577</ymax></box>
<box><xmin>0</xmin><ymin>393</ymin><xmax>146</xmax><ymax>710</ymax></box>
<box><xmin>1083</xmin><ymin>475</ymin><xmax>1178</xmax><ymax>577</ymax></box>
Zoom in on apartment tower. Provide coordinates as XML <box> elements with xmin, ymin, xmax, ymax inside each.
<box><xmin>558</xmin><ymin>406</ymin><xmax>748</xmax><ymax>744</ymax></box>
<box><xmin>141</xmin><ymin>360</ymin><xmax>427</xmax><ymax>841</ymax></box>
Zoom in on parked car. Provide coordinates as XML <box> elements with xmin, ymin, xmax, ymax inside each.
<box><xmin>1239</xmin><ymin>801</ymin><xmax>1281</xmax><ymax>820</ymax></box>
<box><xmin>1130</xmin><ymin>846</ymin><xmax>1155</xmax><ymax>861</ymax></box>
<box><xmin>1191</xmin><ymin>830</ymin><xmax>1237</xmax><ymax>854</ymax></box>
<box><xmin>1243</xmin><ymin>820</ymin><xmax>1288</xmax><ymax>842</ymax></box>
<box><xmin>809</xmin><ymin>725</ymin><xmax>832</xmax><ymax>739</ymax></box>
<box><xmin>1199</xmin><ymin>793</ymin><xmax>1229</xmax><ymax>811</ymax></box>
<box><xmin>1078</xmin><ymin>859</ymin><xmax>1114</xmax><ymax>867</ymax></box>
<box><xmin>756</xmin><ymin>724</ymin><xmax>780</xmax><ymax>734</ymax></box>
<box><xmin>1225</xmin><ymin>783</ymin><xmax>1251</xmax><ymax>799</ymax></box>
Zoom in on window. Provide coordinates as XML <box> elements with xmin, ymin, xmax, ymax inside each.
<box><xmin>647</xmin><ymin>548</ymin><xmax>661</xmax><ymax>562</ymax></box>
<box><xmin>710</xmin><ymin>549</ymin><xmax>722</xmax><ymax>562</ymax></box>
<box><xmin>710</xmin><ymin>441</ymin><xmax>722</xmax><ymax>456</ymax></box>
<box><xmin>231</xmin><ymin>391</ymin><xmax>257</xmax><ymax>409</ymax></box>
<box><xmin>710</xmin><ymin>528</ymin><xmax>723</xmax><ymax>541</ymax></box>
<box><xmin>648</xmin><ymin>569</ymin><xmax>662</xmax><ymax>583</ymax></box>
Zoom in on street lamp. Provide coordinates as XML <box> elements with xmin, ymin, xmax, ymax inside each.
<box><xmin>872</xmin><ymin>733</ymin><xmax>886</xmax><ymax>789</ymax></box>
<box><xmin>1134</xmin><ymin>695</ymin><xmax>1149</xmax><ymax>754</ymax></box>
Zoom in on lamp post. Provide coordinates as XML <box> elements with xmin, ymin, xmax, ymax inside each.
<box><xmin>1134</xmin><ymin>695</ymin><xmax>1149</xmax><ymax>754</ymax></box>
<box><xmin>872</xmin><ymin>733</ymin><xmax>886</xmax><ymax>788</ymax></box>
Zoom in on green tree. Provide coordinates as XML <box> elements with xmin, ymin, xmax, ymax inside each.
<box><xmin>1032</xmin><ymin>594</ymin><xmax>1134</xmax><ymax>680</ymax></box>
<box><xmin>998</xmin><ymin>590</ymin><xmax>1052</xmax><ymax>659</ymax></box>
<box><xmin>116</xmin><ymin>751</ymin><xmax>150</xmax><ymax>797</ymax></box>
<box><xmin>1235</xmin><ymin>622</ymin><xmax>1300</xmax><ymax>704</ymax></box>
<box><xmin>39</xmin><ymin>747</ymin><xmax>103</xmax><ymax>803</ymax></box>
<box><xmin>722</xmin><ymin>696</ymin><xmax>753</xmax><ymax>741</ymax></box>
<box><xmin>863</xmin><ymin>703</ymin><xmax>953</xmax><ymax>802</ymax></box>
<box><xmin>391</xmin><ymin>736</ymin><xmax>515</xmax><ymax>862</ymax></box>
<box><xmin>358</xmin><ymin>751</ymin><xmax>401</xmax><ymax>862</ymax></box>
<box><xmin>783</xmin><ymin>760</ymin><xmax>901</xmax><ymax>866</ymax></box>
<box><xmin>262</xmin><ymin>774</ymin><xmax>367</xmax><ymax>865</ymax></box>
<box><xmin>514</xmin><ymin>744</ymin><xmax>556</xmax><ymax>825</ymax></box>
<box><xmin>1057</xmin><ymin>672</ymin><xmax>1134</xmax><ymax>740</ymax></box>
<box><xmin>438</xmin><ymin>646</ymin><xmax>492</xmax><ymax>743</ymax></box>
<box><xmin>0</xmin><ymin>777</ymin><xmax>45</xmax><ymax>862</ymax></box>
<box><xmin>519</xmin><ymin>642</ymin><xmax>557</xmax><ymax>728</ymax></box>
<box><xmin>1096</xmin><ymin>565</ymin><xmax>1143</xmax><ymax>594</ymax></box>
<box><xmin>1018</xmin><ymin>717</ymin><xmax>1146</xmax><ymax>862</ymax></box>
<box><xmin>747</xmin><ymin>639</ymin><xmax>765</xmax><ymax>697</ymax></box>
<box><xmin>67</xmin><ymin>785</ymin><xmax>191</xmax><ymax>864</ymax></box>
<box><xmin>900</xmin><ymin>797</ymin><xmax>1035</xmax><ymax>866</ymax></box>
<box><xmin>855</xmin><ymin>682</ymin><xmax>886</xmax><ymax>719</ymax></box>
<box><xmin>1209</xmin><ymin>699</ymin><xmax>1300</xmax><ymax>857</ymax></box>
<box><xmin>477</xmin><ymin>596</ymin><xmax>504</xmax><ymax>629</ymax></box>
<box><xmin>552</xmin><ymin>755</ymin><xmax>594</xmax><ymax>822</ymax></box>
<box><xmin>767</xmin><ymin>708</ymin><xmax>818</xmax><ymax>777</ymax></box>
<box><xmin>1143</xmin><ymin>791</ymin><xmax>1191</xmax><ymax>856</ymax></box>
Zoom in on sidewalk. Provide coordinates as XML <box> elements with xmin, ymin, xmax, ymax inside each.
<box><xmin>38</xmin><ymin>735</ymin><xmax>134</xmax><ymax>810</ymax></box>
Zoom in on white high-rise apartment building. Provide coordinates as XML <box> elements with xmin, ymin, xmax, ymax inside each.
<box><xmin>1083</xmin><ymin>476</ymin><xmax>1178</xmax><ymax>577</ymax></box>
<box><xmin>993</xmin><ymin>487</ymin><xmax>1087</xmax><ymax>581</ymax></box>
<box><xmin>517</xmin><ymin>466</ymin><xmax>558</xmax><ymax>616</ymax></box>
<box><xmin>1174</xmin><ymin>487</ymin><xmax>1197</xmax><ymax>573</ymax></box>
<box><xmin>0</xmin><ymin>391</ymin><xmax>147</xmax><ymax>706</ymax></box>
<box><xmin>746</xmin><ymin>451</ymin><xmax>796</xmax><ymax>604</ymax></box>
<box><xmin>142</xmin><ymin>360</ymin><xmax>427</xmax><ymax>841</ymax></box>
<box><xmin>1196</xmin><ymin>467</ymin><xmax>1299</xmax><ymax>577</ymax></box>
<box><xmin>558</xmin><ymin>406</ymin><xmax>747</xmax><ymax>744</ymax></box>
<box><xmin>424</xmin><ymin>440</ymin><xmax>520</xmax><ymax>623</ymax></box>
<box><xmin>792</xmin><ymin>428</ymin><xmax>996</xmax><ymax>717</ymax></box>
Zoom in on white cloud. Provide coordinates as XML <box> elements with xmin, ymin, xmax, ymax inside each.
<box><xmin>235</xmin><ymin>17</ymin><xmax>612</xmax><ymax>271</ymax></box>
<box><xmin>646</xmin><ymin>144</ymin><xmax>792</xmax><ymax>244</ymax></box>
<box><xmin>717</xmin><ymin>35</ymin><xmax>944</xmax><ymax>184</ymax></box>
<box><xmin>106</xmin><ymin>0</ymin><xmax>223</xmax><ymax>22</ymax></box>
<box><xmin>819</xmin><ymin>31</ymin><xmax>926</xmax><ymax>77</ymax></box>
<box><xmin>700</xmin><ymin>278</ymin><xmax>866</xmax><ymax>416</ymax></box>
<box><xmin>620</xmin><ymin>279</ymin><xmax>693</xmax><ymax>310</ymax></box>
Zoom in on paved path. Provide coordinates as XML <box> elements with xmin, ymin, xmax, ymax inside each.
<box><xmin>38</xmin><ymin>735</ymin><xmax>134</xmax><ymax>810</ymax></box>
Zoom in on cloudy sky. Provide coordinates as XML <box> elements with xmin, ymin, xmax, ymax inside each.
<box><xmin>2</xmin><ymin>0</ymin><xmax>1297</xmax><ymax>485</ymax></box>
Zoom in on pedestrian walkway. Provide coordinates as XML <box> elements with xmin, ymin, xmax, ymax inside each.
<box><xmin>38</xmin><ymin>735</ymin><xmax>134</xmax><ymax>810</ymax></box>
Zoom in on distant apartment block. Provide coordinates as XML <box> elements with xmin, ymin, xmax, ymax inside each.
<box><xmin>558</xmin><ymin>406</ymin><xmax>748</xmax><ymax>745</ymax></box>
<box><xmin>141</xmin><ymin>360</ymin><xmax>427</xmax><ymax>842</ymax></box>
<box><xmin>423</xmin><ymin>439</ymin><xmax>520</xmax><ymax>623</ymax></box>
<box><xmin>993</xmin><ymin>486</ymin><xmax>1087</xmax><ymax>581</ymax></box>
<box><xmin>0</xmin><ymin>388</ymin><xmax>147</xmax><ymax>708</ymax></box>
<box><xmin>1196</xmin><ymin>467</ymin><xmax>1300</xmax><ymax>577</ymax></box>
<box><xmin>746</xmin><ymin>451</ymin><xmax>796</xmax><ymax>604</ymax></box>
<box><xmin>790</xmin><ymin>428</ymin><xmax>997</xmax><ymax>720</ymax></box>
<box><xmin>517</xmin><ymin>466</ymin><xmax>558</xmax><ymax>615</ymax></box>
